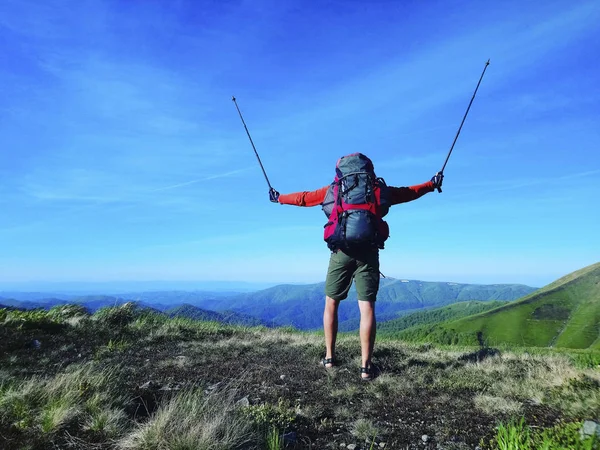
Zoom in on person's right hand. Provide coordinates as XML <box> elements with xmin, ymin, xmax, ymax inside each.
<box><xmin>431</xmin><ymin>172</ymin><xmax>444</xmax><ymax>192</ymax></box>
<box><xmin>269</xmin><ymin>188</ymin><xmax>280</xmax><ymax>203</ymax></box>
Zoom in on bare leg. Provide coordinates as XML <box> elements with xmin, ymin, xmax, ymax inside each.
<box><xmin>323</xmin><ymin>296</ymin><xmax>340</xmax><ymax>367</ymax></box>
<box><xmin>358</xmin><ymin>300</ymin><xmax>376</xmax><ymax>373</ymax></box>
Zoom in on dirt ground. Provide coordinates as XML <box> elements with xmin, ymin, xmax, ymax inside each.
<box><xmin>0</xmin><ymin>316</ymin><xmax>570</xmax><ymax>449</ymax></box>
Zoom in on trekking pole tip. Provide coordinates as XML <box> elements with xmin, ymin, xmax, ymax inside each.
<box><xmin>232</xmin><ymin>95</ymin><xmax>236</xmax><ymax>101</ymax></box>
<box><xmin>486</xmin><ymin>59</ymin><xmax>490</xmax><ymax>65</ymax></box>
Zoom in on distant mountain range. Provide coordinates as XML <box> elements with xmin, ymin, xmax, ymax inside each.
<box><xmin>165</xmin><ymin>304</ymin><xmax>264</xmax><ymax>327</ymax></box>
<box><xmin>194</xmin><ymin>279</ymin><xmax>535</xmax><ymax>330</ymax></box>
<box><xmin>393</xmin><ymin>262</ymin><xmax>600</xmax><ymax>349</ymax></box>
<box><xmin>0</xmin><ymin>280</ymin><xmax>277</xmax><ymax>295</ymax></box>
<box><xmin>4</xmin><ymin>265</ymin><xmax>598</xmax><ymax>349</ymax></box>
<box><xmin>0</xmin><ymin>291</ymin><xmax>236</xmax><ymax>309</ymax></box>
<box><xmin>0</xmin><ymin>278</ymin><xmax>537</xmax><ymax>331</ymax></box>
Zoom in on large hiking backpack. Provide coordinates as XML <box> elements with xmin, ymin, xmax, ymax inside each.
<box><xmin>322</xmin><ymin>153</ymin><xmax>390</xmax><ymax>252</ymax></box>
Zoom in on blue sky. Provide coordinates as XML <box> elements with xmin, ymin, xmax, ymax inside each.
<box><xmin>1</xmin><ymin>0</ymin><xmax>599</xmax><ymax>288</ymax></box>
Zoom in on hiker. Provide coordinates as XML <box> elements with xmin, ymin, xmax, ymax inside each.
<box><xmin>269</xmin><ymin>153</ymin><xmax>443</xmax><ymax>380</ymax></box>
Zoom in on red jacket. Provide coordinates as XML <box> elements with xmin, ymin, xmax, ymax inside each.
<box><xmin>278</xmin><ymin>181</ymin><xmax>435</xmax><ymax>207</ymax></box>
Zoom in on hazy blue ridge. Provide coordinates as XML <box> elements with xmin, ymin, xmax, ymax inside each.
<box><xmin>0</xmin><ymin>292</ymin><xmax>76</xmax><ymax>301</ymax></box>
<box><xmin>220</xmin><ymin>279</ymin><xmax>536</xmax><ymax>330</ymax></box>
<box><xmin>0</xmin><ymin>280</ymin><xmax>278</xmax><ymax>295</ymax></box>
<box><xmin>0</xmin><ymin>298</ymin><xmax>73</xmax><ymax>309</ymax></box>
<box><xmin>0</xmin><ymin>279</ymin><xmax>537</xmax><ymax>331</ymax></box>
<box><xmin>166</xmin><ymin>304</ymin><xmax>265</xmax><ymax>327</ymax></box>
<box><xmin>0</xmin><ymin>290</ymin><xmax>241</xmax><ymax>303</ymax></box>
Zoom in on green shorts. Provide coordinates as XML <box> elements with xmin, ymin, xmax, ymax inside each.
<box><xmin>325</xmin><ymin>249</ymin><xmax>380</xmax><ymax>302</ymax></box>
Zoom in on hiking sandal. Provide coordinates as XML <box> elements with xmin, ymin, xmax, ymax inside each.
<box><xmin>360</xmin><ymin>366</ymin><xmax>373</xmax><ymax>381</ymax></box>
<box><xmin>321</xmin><ymin>358</ymin><xmax>335</xmax><ymax>369</ymax></box>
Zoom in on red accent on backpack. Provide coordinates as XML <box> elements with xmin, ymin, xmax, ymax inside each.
<box><xmin>322</xmin><ymin>154</ymin><xmax>389</xmax><ymax>252</ymax></box>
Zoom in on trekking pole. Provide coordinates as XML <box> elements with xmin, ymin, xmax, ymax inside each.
<box><xmin>437</xmin><ymin>59</ymin><xmax>490</xmax><ymax>192</ymax></box>
<box><xmin>231</xmin><ymin>96</ymin><xmax>274</xmax><ymax>193</ymax></box>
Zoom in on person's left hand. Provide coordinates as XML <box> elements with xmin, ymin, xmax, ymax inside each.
<box><xmin>269</xmin><ymin>188</ymin><xmax>280</xmax><ymax>203</ymax></box>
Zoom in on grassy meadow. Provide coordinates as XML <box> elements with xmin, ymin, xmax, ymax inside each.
<box><xmin>1</xmin><ymin>303</ymin><xmax>599</xmax><ymax>449</ymax></box>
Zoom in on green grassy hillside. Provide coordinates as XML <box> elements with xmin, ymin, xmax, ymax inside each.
<box><xmin>378</xmin><ymin>300</ymin><xmax>508</xmax><ymax>337</ymax></box>
<box><xmin>397</xmin><ymin>262</ymin><xmax>600</xmax><ymax>349</ymax></box>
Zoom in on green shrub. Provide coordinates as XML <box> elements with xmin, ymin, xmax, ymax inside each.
<box><xmin>536</xmin><ymin>421</ymin><xmax>598</xmax><ymax>450</ymax></box>
<box><xmin>488</xmin><ymin>418</ymin><xmax>598</xmax><ymax>450</ymax></box>
<box><xmin>129</xmin><ymin>311</ymin><xmax>169</xmax><ymax>331</ymax></box>
<box><xmin>94</xmin><ymin>339</ymin><xmax>130</xmax><ymax>359</ymax></box>
<box><xmin>48</xmin><ymin>304</ymin><xmax>89</xmax><ymax>320</ymax></box>
<box><xmin>0</xmin><ymin>385</ymin><xmax>35</xmax><ymax>429</ymax></box>
<box><xmin>94</xmin><ymin>303</ymin><xmax>137</xmax><ymax>327</ymax></box>
<box><xmin>0</xmin><ymin>363</ymin><xmax>128</xmax><ymax>438</ymax></box>
<box><xmin>266</xmin><ymin>427</ymin><xmax>283</xmax><ymax>450</ymax></box>
<box><xmin>569</xmin><ymin>352</ymin><xmax>600</xmax><ymax>369</ymax></box>
<box><xmin>351</xmin><ymin>418</ymin><xmax>379</xmax><ymax>442</ymax></box>
<box><xmin>495</xmin><ymin>417</ymin><xmax>531</xmax><ymax>450</ymax></box>
<box><xmin>546</xmin><ymin>375</ymin><xmax>600</xmax><ymax>418</ymax></box>
<box><xmin>84</xmin><ymin>406</ymin><xmax>127</xmax><ymax>437</ymax></box>
<box><xmin>119</xmin><ymin>388</ymin><xmax>257</xmax><ymax>450</ymax></box>
<box><xmin>241</xmin><ymin>398</ymin><xmax>296</xmax><ymax>431</ymax></box>
<box><xmin>39</xmin><ymin>398</ymin><xmax>80</xmax><ymax>434</ymax></box>
<box><xmin>2</xmin><ymin>309</ymin><xmax>65</xmax><ymax>331</ymax></box>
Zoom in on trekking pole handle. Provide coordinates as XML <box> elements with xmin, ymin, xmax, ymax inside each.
<box><xmin>431</xmin><ymin>171</ymin><xmax>444</xmax><ymax>193</ymax></box>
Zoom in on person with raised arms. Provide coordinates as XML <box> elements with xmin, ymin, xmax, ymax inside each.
<box><xmin>270</xmin><ymin>153</ymin><xmax>442</xmax><ymax>380</ymax></box>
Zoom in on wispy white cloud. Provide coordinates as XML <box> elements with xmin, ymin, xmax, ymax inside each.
<box><xmin>0</xmin><ymin>164</ymin><xmax>253</xmax><ymax>237</ymax></box>
<box><xmin>20</xmin><ymin>164</ymin><xmax>253</xmax><ymax>206</ymax></box>
<box><xmin>149</xmin><ymin>167</ymin><xmax>253</xmax><ymax>192</ymax></box>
